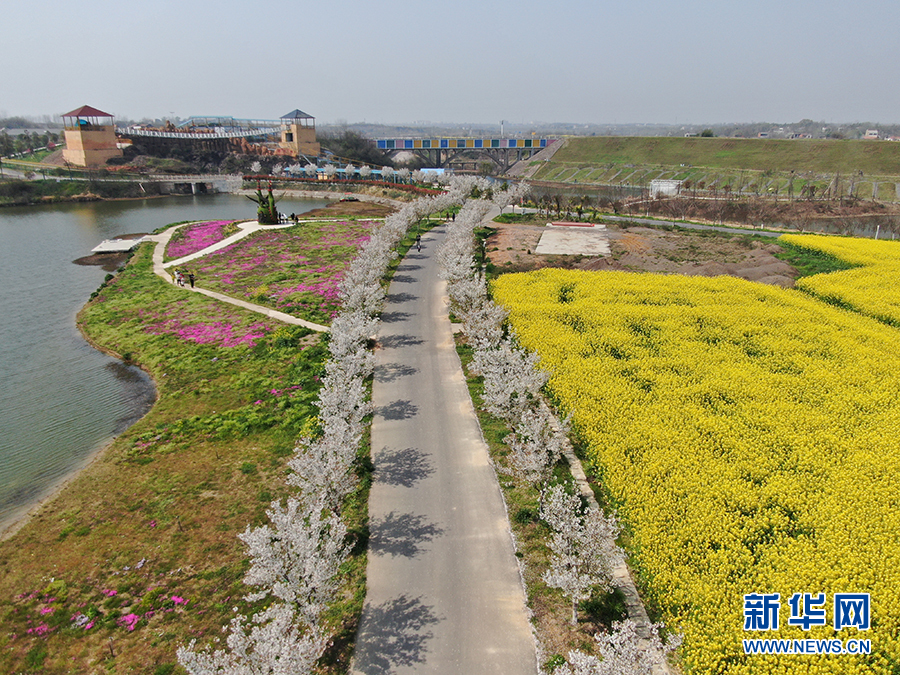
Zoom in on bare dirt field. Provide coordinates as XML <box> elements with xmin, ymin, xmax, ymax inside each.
<box><xmin>485</xmin><ymin>220</ymin><xmax>798</xmax><ymax>287</ymax></box>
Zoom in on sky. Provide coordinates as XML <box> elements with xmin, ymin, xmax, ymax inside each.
<box><xmin>4</xmin><ymin>0</ymin><xmax>900</xmax><ymax>126</ymax></box>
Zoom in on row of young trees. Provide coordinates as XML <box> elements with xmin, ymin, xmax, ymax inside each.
<box><xmin>176</xmin><ymin>181</ymin><xmax>472</xmax><ymax>674</ymax></box>
<box><xmin>0</xmin><ymin>130</ymin><xmax>60</xmax><ymax>158</ymax></box>
<box><xmin>437</xmin><ymin>192</ymin><xmax>681</xmax><ymax>674</ymax></box>
<box><xmin>258</xmin><ymin>161</ymin><xmax>454</xmax><ymax>187</ymax></box>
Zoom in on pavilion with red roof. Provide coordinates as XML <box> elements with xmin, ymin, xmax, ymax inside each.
<box><xmin>62</xmin><ymin>105</ymin><xmax>122</xmax><ymax>166</ymax></box>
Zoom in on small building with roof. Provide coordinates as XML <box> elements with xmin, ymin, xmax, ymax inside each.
<box><xmin>280</xmin><ymin>109</ymin><xmax>320</xmax><ymax>157</ymax></box>
<box><xmin>62</xmin><ymin>105</ymin><xmax>123</xmax><ymax>167</ymax></box>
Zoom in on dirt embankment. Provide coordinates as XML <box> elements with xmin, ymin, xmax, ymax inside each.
<box><xmin>486</xmin><ymin>221</ymin><xmax>798</xmax><ymax>287</ymax></box>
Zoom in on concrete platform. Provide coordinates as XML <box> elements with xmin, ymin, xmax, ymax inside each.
<box><xmin>91</xmin><ymin>237</ymin><xmax>150</xmax><ymax>253</ymax></box>
<box><xmin>534</xmin><ymin>223</ymin><xmax>610</xmax><ymax>256</ymax></box>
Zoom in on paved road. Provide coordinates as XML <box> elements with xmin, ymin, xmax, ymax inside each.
<box><xmin>353</xmin><ymin>224</ymin><xmax>537</xmax><ymax>674</ymax></box>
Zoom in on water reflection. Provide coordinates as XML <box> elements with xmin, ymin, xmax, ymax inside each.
<box><xmin>106</xmin><ymin>362</ymin><xmax>157</xmax><ymax>434</ymax></box>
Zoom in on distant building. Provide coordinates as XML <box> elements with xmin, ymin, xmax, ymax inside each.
<box><xmin>280</xmin><ymin>109</ymin><xmax>320</xmax><ymax>157</ymax></box>
<box><xmin>864</xmin><ymin>129</ymin><xmax>880</xmax><ymax>140</ymax></box>
<box><xmin>62</xmin><ymin>105</ymin><xmax>123</xmax><ymax>167</ymax></box>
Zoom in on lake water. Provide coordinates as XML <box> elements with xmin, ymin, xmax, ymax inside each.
<box><xmin>0</xmin><ymin>193</ymin><xmax>331</xmax><ymax>534</ymax></box>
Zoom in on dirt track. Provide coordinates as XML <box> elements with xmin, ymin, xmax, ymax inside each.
<box><xmin>486</xmin><ymin>221</ymin><xmax>798</xmax><ymax>287</ymax></box>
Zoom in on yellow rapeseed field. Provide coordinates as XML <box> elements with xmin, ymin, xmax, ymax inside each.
<box><xmin>493</xmin><ymin>268</ymin><xmax>900</xmax><ymax>674</ymax></box>
<box><xmin>781</xmin><ymin>233</ymin><xmax>900</xmax><ymax>326</ymax></box>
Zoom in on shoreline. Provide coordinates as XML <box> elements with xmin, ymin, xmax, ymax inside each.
<box><xmin>0</xmin><ymin>289</ymin><xmax>160</xmax><ymax>543</ymax></box>
<box><xmin>2</xmin><ymin>181</ymin><xmax>416</xmax><ymax>210</ymax></box>
<box><xmin>0</xmin><ymin>432</ymin><xmax>118</xmax><ymax>542</ymax></box>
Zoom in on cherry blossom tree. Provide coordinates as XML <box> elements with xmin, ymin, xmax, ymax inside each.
<box><xmin>540</xmin><ymin>484</ymin><xmax>624</xmax><ymax>624</ymax></box>
<box><xmin>359</xmin><ymin>165</ymin><xmax>372</xmax><ymax>180</ymax></box>
<box><xmin>304</xmin><ymin>164</ymin><xmax>318</xmax><ymax>178</ymax></box>
<box><xmin>553</xmin><ymin>619</ymin><xmax>682</xmax><ymax>675</ymax></box>
<box><xmin>505</xmin><ymin>405</ymin><xmax>567</xmax><ymax>495</ymax></box>
<box><xmin>324</xmin><ymin>164</ymin><xmax>336</xmax><ymax>179</ymax></box>
<box><xmin>473</xmin><ymin>339</ymin><xmax>549</xmax><ymax>424</ymax></box>
<box><xmin>177</xmin><ymin>603</ymin><xmax>329</xmax><ymax>675</ymax></box>
<box><xmin>380</xmin><ymin>166</ymin><xmax>394</xmax><ymax>183</ymax></box>
<box><xmin>238</xmin><ymin>497</ymin><xmax>349</xmax><ymax>621</ymax></box>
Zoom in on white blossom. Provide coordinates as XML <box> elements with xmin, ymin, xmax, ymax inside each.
<box><xmin>554</xmin><ymin>619</ymin><xmax>682</xmax><ymax>675</ymax></box>
<box><xmin>541</xmin><ymin>484</ymin><xmax>625</xmax><ymax>624</ymax></box>
<box><xmin>177</xmin><ymin>603</ymin><xmax>329</xmax><ymax>675</ymax></box>
<box><xmin>505</xmin><ymin>405</ymin><xmax>567</xmax><ymax>490</ymax></box>
<box><xmin>238</xmin><ymin>497</ymin><xmax>348</xmax><ymax>622</ymax></box>
<box><xmin>473</xmin><ymin>339</ymin><xmax>548</xmax><ymax>423</ymax></box>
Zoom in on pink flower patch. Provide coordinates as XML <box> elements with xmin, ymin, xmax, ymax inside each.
<box><xmin>102</xmin><ymin>589</ymin><xmax>117</xmax><ymax>597</ymax></box>
<box><xmin>171</xmin><ymin>596</ymin><xmax>188</xmax><ymax>606</ymax></box>
<box><xmin>118</xmin><ymin>613</ymin><xmax>141</xmax><ymax>631</ymax></box>
<box><xmin>167</xmin><ymin>221</ymin><xmax>233</xmax><ymax>259</ymax></box>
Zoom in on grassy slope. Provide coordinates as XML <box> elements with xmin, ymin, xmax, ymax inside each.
<box><xmin>552</xmin><ymin>137</ymin><xmax>900</xmax><ymax>175</ymax></box>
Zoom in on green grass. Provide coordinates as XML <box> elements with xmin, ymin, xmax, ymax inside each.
<box><xmin>531</xmin><ymin>137</ymin><xmax>900</xmax><ymax>204</ymax></box>
<box><xmin>552</xmin><ymin>136</ymin><xmax>900</xmax><ymax>177</ymax></box>
<box><xmin>189</xmin><ymin>219</ymin><xmax>375</xmax><ymax>326</ymax></box>
<box><xmin>0</xmin><ymin>178</ymin><xmax>158</xmax><ymax>205</ymax></box>
<box><xmin>773</xmin><ymin>239</ymin><xmax>862</xmax><ymax>277</ymax></box>
<box><xmin>492</xmin><ymin>212</ymin><xmax>542</xmax><ymax>224</ymax></box>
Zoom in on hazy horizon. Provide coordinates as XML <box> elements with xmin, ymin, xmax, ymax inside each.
<box><xmin>8</xmin><ymin>0</ymin><xmax>899</xmax><ymax>126</ymax></box>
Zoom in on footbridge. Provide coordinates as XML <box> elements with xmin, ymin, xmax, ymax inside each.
<box><xmin>118</xmin><ymin>117</ymin><xmax>282</xmax><ymax>140</ymax></box>
<box><xmin>375</xmin><ymin>137</ymin><xmax>557</xmax><ymax>172</ymax></box>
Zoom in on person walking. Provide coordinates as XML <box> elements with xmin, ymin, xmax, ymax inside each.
<box><xmin>188</xmin><ymin>272</ymin><xmax>195</xmax><ymax>288</ymax></box>
<box><xmin>415</xmin><ymin>233</ymin><xmax>421</xmax><ymax>252</ymax></box>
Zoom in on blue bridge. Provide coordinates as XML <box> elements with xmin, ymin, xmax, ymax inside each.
<box><xmin>374</xmin><ymin>137</ymin><xmax>556</xmax><ymax>171</ymax></box>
